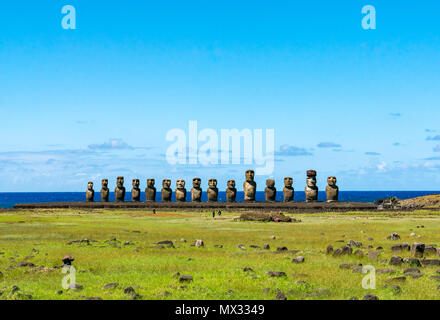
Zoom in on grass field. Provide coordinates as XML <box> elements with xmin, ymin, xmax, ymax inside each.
<box><xmin>1</xmin><ymin>208</ymin><xmax>440</xmax><ymax>300</ymax></box>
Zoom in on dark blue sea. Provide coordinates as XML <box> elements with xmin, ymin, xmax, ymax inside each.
<box><xmin>1</xmin><ymin>191</ymin><xmax>439</xmax><ymax>209</ymax></box>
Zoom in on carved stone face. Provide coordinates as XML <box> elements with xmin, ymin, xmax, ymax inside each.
<box><xmin>245</xmin><ymin>170</ymin><xmax>255</xmax><ymax>182</ymax></box>
<box><xmin>192</xmin><ymin>178</ymin><xmax>201</xmax><ymax>188</ymax></box>
<box><xmin>327</xmin><ymin>176</ymin><xmax>337</xmax><ymax>186</ymax></box>
<box><xmin>284</xmin><ymin>177</ymin><xmax>293</xmax><ymax>187</ymax></box>
<box><xmin>176</xmin><ymin>179</ymin><xmax>185</xmax><ymax>189</ymax></box>
<box><xmin>208</xmin><ymin>179</ymin><xmax>217</xmax><ymax>188</ymax></box>
<box><xmin>306</xmin><ymin>177</ymin><xmax>317</xmax><ymax>188</ymax></box>
<box><xmin>101</xmin><ymin>179</ymin><xmax>108</xmax><ymax>188</ymax></box>
<box><xmin>266</xmin><ymin>179</ymin><xmax>275</xmax><ymax>188</ymax></box>
<box><xmin>162</xmin><ymin>179</ymin><xmax>171</xmax><ymax>188</ymax></box>
<box><xmin>117</xmin><ymin>176</ymin><xmax>124</xmax><ymax>188</ymax></box>
<box><xmin>227</xmin><ymin>180</ymin><xmax>236</xmax><ymax>188</ymax></box>
<box><xmin>132</xmin><ymin>179</ymin><xmax>140</xmax><ymax>188</ymax></box>
<box><xmin>147</xmin><ymin>179</ymin><xmax>155</xmax><ymax>187</ymax></box>
<box><xmin>87</xmin><ymin>182</ymin><xmax>93</xmax><ymax>190</ymax></box>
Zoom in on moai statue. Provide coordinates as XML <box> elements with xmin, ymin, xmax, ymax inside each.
<box><xmin>305</xmin><ymin>170</ymin><xmax>318</xmax><ymax>202</ymax></box>
<box><xmin>131</xmin><ymin>179</ymin><xmax>141</xmax><ymax>202</ymax></box>
<box><xmin>100</xmin><ymin>179</ymin><xmax>109</xmax><ymax>202</ymax></box>
<box><xmin>115</xmin><ymin>176</ymin><xmax>126</xmax><ymax>202</ymax></box>
<box><xmin>265</xmin><ymin>179</ymin><xmax>276</xmax><ymax>202</ymax></box>
<box><xmin>191</xmin><ymin>178</ymin><xmax>202</xmax><ymax>202</ymax></box>
<box><xmin>283</xmin><ymin>177</ymin><xmax>294</xmax><ymax>202</ymax></box>
<box><xmin>161</xmin><ymin>179</ymin><xmax>172</xmax><ymax>202</ymax></box>
<box><xmin>207</xmin><ymin>179</ymin><xmax>218</xmax><ymax>202</ymax></box>
<box><xmin>86</xmin><ymin>181</ymin><xmax>94</xmax><ymax>202</ymax></box>
<box><xmin>326</xmin><ymin>176</ymin><xmax>339</xmax><ymax>202</ymax></box>
<box><xmin>243</xmin><ymin>169</ymin><xmax>256</xmax><ymax>202</ymax></box>
<box><xmin>145</xmin><ymin>179</ymin><xmax>156</xmax><ymax>202</ymax></box>
<box><xmin>226</xmin><ymin>180</ymin><xmax>237</xmax><ymax>202</ymax></box>
<box><xmin>175</xmin><ymin>179</ymin><xmax>187</xmax><ymax>202</ymax></box>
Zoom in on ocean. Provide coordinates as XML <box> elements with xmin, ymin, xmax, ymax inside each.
<box><xmin>0</xmin><ymin>191</ymin><xmax>439</xmax><ymax>209</ymax></box>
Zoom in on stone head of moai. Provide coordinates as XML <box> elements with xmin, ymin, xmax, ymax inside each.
<box><xmin>245</xmin><ymin>169</ymin><xmax>255</xmax><ymax>182</ymax></box>
<box><xmin>306</xmin><ymin>170</ymin><xmax>317</xmax><ymax>188</ymax></box>
<box><xmin>191</xmin><ymin>178</ymin><xmax>202</xmax><ymax>202</ymax></box>
<box><xmin>327</xmin><ymin>176</ymin><xmax>337</xmax><ymax>187</ymax></box>
<box><xmin>115</xmin><ymin>176</ymin><xmax>126</xmax><ymax>202</ymax></box>
<box><xmin>100</xmin><ymin>179</ymin><xmax>109</xmax><ymax>202</ymax></box>
<box><xmin>132</xmin><ymin>179</ymin><xmax>140</xmax><ymax>189</ymax></box>
<box><xmin>207</xmin><ymin>179</ymin><xmax>218</xmax><ymax>202</ymax></box>
<box><xmin>86</xmin><ymin>182</ymin><xmax>94</xmax><ymax>202</ymax></box>
<box><xmin>283</xmin><ymin>177</ymin><xmax>294</xmax><ymax>202</ymax></box>
<box><xmin>226</xmin><ymin>179</ymin><xmax>237</xmax><ymax>202</ymax></box>
<box><xmin>147</xmin><ymin>179</ymin><xmax>155</xmax><ymax>188</ymax></box>
<box><xmin>326</xmin><ymin>176</ymin><xmax>339</xmax><ymax>202</ymax></box>
<box><xmin>175</xmin><ymin>179</ymin><xmax>187</xmax><ymax>202</ymax></box>
<box><xmin>243</xmin><ymin>170</ymin><xmax>256</xmax><ymax>201</ymax></box>
<box><xmin>162</xmin><ymin>179</ymin><xmax>171</xmax><ymax>189</ymax></box>
<box><xmin>176</xmin><ymin>179</ymin><xmax>186</xmax><ymax>189</ymax></box>
<box><xmin>264</xmin><ymin>179</ymin><xmax>276</xmax><ymax>202</ymax></box>
<box><xmin>266</xmin><ymin>179</ymin><xmax>275</xmax><ymax>188</ymax></box>
<box><xmin>305</xmin><ymin>170</ymin><xmax>318</xmax><ymax>202</ymax></box>
<box><xmin>192</xmin><ymin>178</ymin><xmax>201</xmax><ymax>188</ymax></box>
<box><xmin>116</xmin><ymin>176</ymin><xmax>125</xmax><ymax>188</ymax></box>
<box><xmin>161</xmin><ymin>179</ymin><xmax>172</xmax><ymax>202</ymax></box>
<box><xmin>284</xmin><ymin>177</ymin><xmax>293</xmax><ymax>187</ymax></box>
<box><xmin>208</xmin><ymin>179</ymin><xmax>217</xmax><ymax>188</ymax></box>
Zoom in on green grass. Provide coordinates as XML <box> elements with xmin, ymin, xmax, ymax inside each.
<box><xmin>1</xmin><ymin>209</ymin><xmax>440</xmax><ymax>300</ymax></box>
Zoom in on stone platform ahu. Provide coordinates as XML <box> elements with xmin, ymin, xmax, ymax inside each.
<box><xmin>14</xmin><ymin>169</ymin><xmax>377</xmax><ymax>212</ymax></box>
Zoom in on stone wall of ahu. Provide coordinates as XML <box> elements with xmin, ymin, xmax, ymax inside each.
<box><xmin>85</xmin><ymin>169</ymin><xmax>339</xmax><ymax>203</ymax></box>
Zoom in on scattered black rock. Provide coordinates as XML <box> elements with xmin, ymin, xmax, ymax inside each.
<box><xmin>156</xmin><ymin>240</ymin><xmax>174</xmax><ymax>248</ymax></box>
<box><xmin>411</xmin><ymin>242</ymin><xmax>425</xmax><ymax>258</ymax></box>
<box><xmin>422</xmin><ymin>259</ymin><xmax>440</xmax><ymax>266</ymax></box>
<box><xmin>277</xmin><ymin>247</ymin><xmax>288</xmax><ymax>252</ymax></box>
<box><xmin>348</xmin><ymin>240</ymin><xmax>362</xmax><ymax>248</ymax></box>
<box><xmin>266</xmin><ymin>271</ymin><xmax>286</xmax><ymax>277</ymax></box>
<box><xmin>243</xmin><ymin>267</ymin><xmax>254</xmax><ymax>272</ymax></box>
<box><xmin>275</xmin><ymin>289</ymin><xmax>287</xmax><ymax>300</ymax></box>
<box><xmin>17</xmin><ymin>261</ymin><xmax>36</xmax><ymax>268</ymax></box>
<box><xmin>333</xmin><ymin>245</ymin><xmax>352</xmax><ymax>256</ymax></box>
<box><xmin>326</xmin><ymin>245</ymin><xmax>333</xmax><ymax>255</ymax></box>
<box><xmin>263</xmin><ymin>244</ymin><xmax>270</xmax><ymax>250</ymax></box>
<box><xmin>194</xmin><ymin>240</ymin><xmax>204</xmax><ymax>247</ymax></box>
<box><xmin>68</xmin><ymin>284</ymin><xmax>83</xmax><ymax>290</ymax></box>
<box><xmin>362</xmin><ymin>294</ymin><xmax>379</xmax><ymax>300</ymax></box>
<box><xmin>383</xmin><ymin>284</ymin><xmax>401</xmax><ymax>294</ymax></box>
<box><xmin>403</xmin><ymin>257</ymin><xmax>421</xmax><ymax>267</ymax></box>
<box><xmin>391</xmin><ymin>243</ymin><xmax>410</xmax><ymax>252</ymax></box>
<box><xmin>389</xmin><ymin>256</ymin><xmax>403</xmax><ymax>266</ymax></box>
<box><xmin>179</xmin><ymin>275</ymin><xmax>193</xmax><ymax>282</ymax></box>
<box><xmin>376</xmin><ymin>268</ymin><xmax>396</xmax><ymax>274</ymax></box>
<box><xmin>292</xmin><ymin>256</ymin><xmax>305</xmax><ymax>264</ymax></box>
<box><xmin>103</xmin><ymin>283</ymin><xmax>119</xmax><ymax>289</ymax></box>
<box><xmin>387</xmin><ymin>233</ymin><xmax>401</xmax><ymax>241</ymax></box>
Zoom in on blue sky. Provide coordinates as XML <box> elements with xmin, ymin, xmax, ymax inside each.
<box><xmin>1</xmin><ymin>1</ymin><xmax>440</xmax><ymax>191</ymax></box>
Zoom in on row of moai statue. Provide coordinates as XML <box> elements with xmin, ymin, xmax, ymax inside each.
<box><xmin>85</xmin><ymin>170</ymin><xmax>339</xmax><ymax>203</ymax></box>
